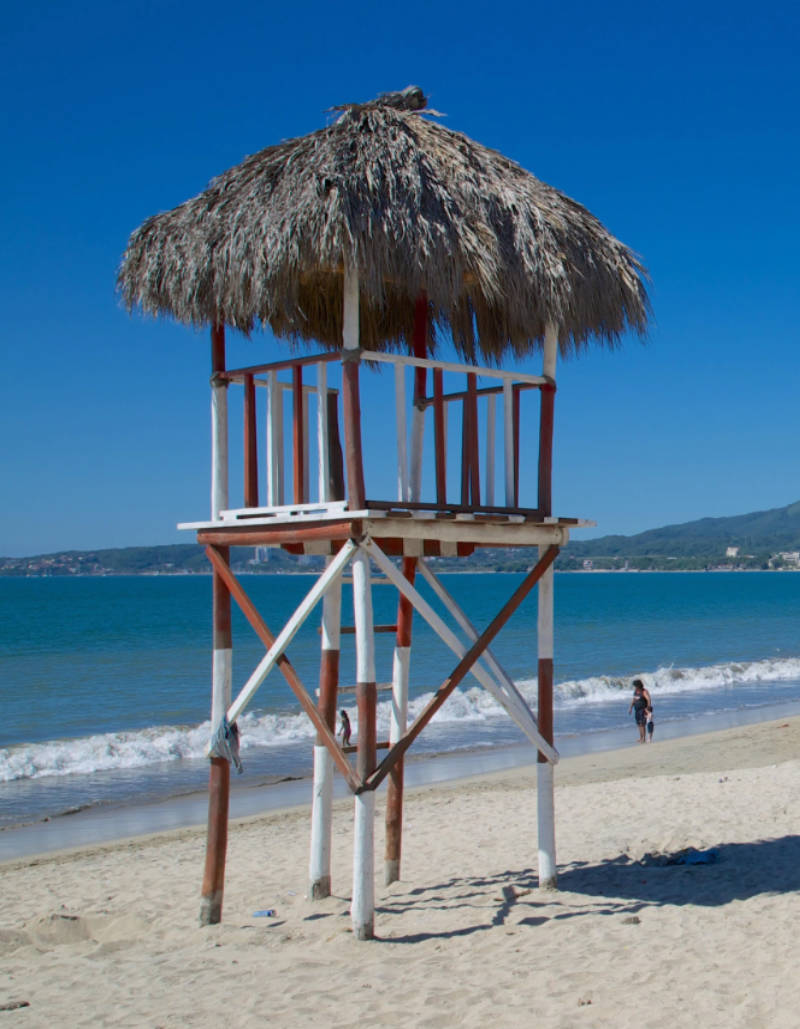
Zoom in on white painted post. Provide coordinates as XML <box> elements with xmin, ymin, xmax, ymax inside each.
<box><xmin>266</xmin><ymin>371</ymin><xmax>283</xmax><ymax>506</ymax></box>
<box><xmin>317</xmin><ymin>362</ymin><xmax>330</xmax><ymax>503</ymax></box>
<box><xmin>543</xmin><ymin>321</ymin><xmax>558</xmax><ymax>381</ymax></box>
<box><xmin>210</xmin><ymin>335</ymin><xmax>231</xmax><ymax>772</ymax></box>
<box><xmin>394</xmin><ymin>364</ymin><xmax>408</xmax><ymax>502</ymax></box>
<box><xmin>351</xmin><ymin>547</ymin><xmax>376</xmax><ymax>940</ymax></box>
<box><xmin>503</xmin><ymin>378</ymin><xmax>514</xmax><ymax>506</ymax></box>
<box><xmin>485</xmin><ymin>393</ymin><xmax>496</xmax><ymax>506</ymax></box>
<box><xmin>309</xmin><ymin>564</ymin><xmax>342</xmax><ymax>898</ymax></box>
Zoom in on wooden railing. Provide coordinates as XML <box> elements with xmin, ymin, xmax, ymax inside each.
<box><xmin>211</xmin><ymin>348</ymin><xmax>554</xmax><ymax>521</ymax></box>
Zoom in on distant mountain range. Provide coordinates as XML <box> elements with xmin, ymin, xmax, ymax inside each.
<box><xmin>3</xmin><ymin>501</ymin><xmax>800</xmax><ymax>576</ymax></box>
<box><xmin>556</xmin><ymin>500</ymin><xmax>800</xmax><ymax>571</ymax></box>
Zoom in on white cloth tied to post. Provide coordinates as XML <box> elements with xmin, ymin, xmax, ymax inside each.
<box><xmin>209</xmin><ymin>718</ymin><xmax>243</xmax><ymax>774</ymax></box>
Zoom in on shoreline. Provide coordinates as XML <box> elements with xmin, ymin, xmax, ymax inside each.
<box><xmin>4</xmin><ymin>697</ymin><xmax>800</xmax><ymax>864</ymax></box>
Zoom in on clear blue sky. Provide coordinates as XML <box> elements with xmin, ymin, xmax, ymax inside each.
<box><xmin>3</xmin><ymin>0</ymin><xmax>799</xmax><ymax>557</ymax></box>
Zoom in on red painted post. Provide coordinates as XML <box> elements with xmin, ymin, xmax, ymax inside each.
<box><xmin>537</xmin><ymin>657</ymin><xmax>554</xmax><ymax>763</ymax></box>
<box><xmin>243</xmin><ymin>373</ymin><xmax>258</xmax><ymax>508</ymax></box>
<box><xmin>211</xmin><ymin>323</ymin><xmax>225</xmax><ymax>375</ymax></box>
<box><xmin>385</xmin><ymin>556</ymin><xmax>416</xmax><ymax>883</ymax></box>
<box><xmin>538</xmin><ymin>383</ymin><xmax>556</xmax><ymax>518</ymax></box>
<box><xmin>293</xmin><ymin>364</ymin><xmax>304</xmax><ymax>504</ymax></box>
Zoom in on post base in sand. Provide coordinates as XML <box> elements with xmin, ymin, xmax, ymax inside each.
<box><xmin>538</xmin><ymin>876</ymin><xmax>558</xmax><ymax>891</ymax></box>
<box><xmin>199</xmin><ymin>890</ymin><xmax>223</xmax><ymax>926</ymax></box>
<box><xmin>354</xmin><ymin>920</ymin><xmax>374</xmax><ymax>941</ymax></box>
<box><xmin>310</xmin><ymin>876</ymin><xmax>331</xmax><ymax>900</ymax></box>
<box><xmin>384</xmin><ymin>859</ymin><xmax>400</xmax><ymax>886</ymax></box>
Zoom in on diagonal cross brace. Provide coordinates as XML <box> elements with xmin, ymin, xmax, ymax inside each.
<box><xmin>205</xmin><ymin>542</ymin><xmax>361</xmax><ymax>792</ymax></box>
<box><xmin>415</xmin><ymin>559</ymin><xmax>550</xmax><ymax>749</ymax></box>
<box><xmin>361</xmin><ymin>544</ymin><xmax>560</xmax><ymax>793</ymax></box>
<box><xmin>365</xmin><ymin>539</ymin><xmax>559</xmax><ymax>763</ymax></box>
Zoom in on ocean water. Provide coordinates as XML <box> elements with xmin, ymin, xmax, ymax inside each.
<box><xmin>2</xmin><ymin>570</ymin><xmax>800</xmax><ymax>831</ymax></box>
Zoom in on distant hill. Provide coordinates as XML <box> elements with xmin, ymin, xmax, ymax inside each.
<box><xmin>4</xmin><ymin>501</ymin><xmax>800</xmax><ymax>576</ymax></box>
<box><xmin>0</xmin><ymin>544</ymin><xmax>323</xmax><ymax>577</ymax></box>
<box><xmin>556</xmin><ymin>500</ymin><xmax>800</xmax><ymax>570</ymax></box>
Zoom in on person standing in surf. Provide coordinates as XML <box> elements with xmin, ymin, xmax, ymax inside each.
<box><xmin>628</xmin><ymin>679</ymin><xmax>652</xmax><ymax>744</ymax></box>
<box><xmin>339</xmin><ymin>709</ymin><xmax>352</xmax><ymax>747</ymax></box>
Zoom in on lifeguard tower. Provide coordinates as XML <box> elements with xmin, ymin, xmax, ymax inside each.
<box><xmin>119</xmin><ymin>87</ymin><xmax>649</xmax><ymax>940</ymax></box>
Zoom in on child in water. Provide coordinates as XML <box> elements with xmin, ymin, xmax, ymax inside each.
<box><xmin>646</xmin><ymin>706</ymin><xmax>655</xmax><ymax>742</ymax></box>
<box><xmin>339</xmin><ymin>709</ymin><xmax>352</xmax><ymax>747</ymax></box>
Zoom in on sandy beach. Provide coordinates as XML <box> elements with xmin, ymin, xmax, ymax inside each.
<box><xmin>3</xmin><ymin>717</ymin><xmax>800</xmax><ymax>1027</ymax></box>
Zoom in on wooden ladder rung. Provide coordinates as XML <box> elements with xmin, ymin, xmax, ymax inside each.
<box><xmin>343</xmin><ymin>740</ymin><xmax>391</xmax><ymax>754</ymax></box>
<box><xmin>340</xmin><ymin>576</ymin><xmax>394</xmax><ymax>585</ymax></box>
<box><xmin>340</xmin><ymin>624</ymin><xmax>397</xmax><ymax>634</ymax></box>
<box><xmin>335</xmin><ymin>683</ymin><xmax>395</xmax><ymax>694</ymax></box>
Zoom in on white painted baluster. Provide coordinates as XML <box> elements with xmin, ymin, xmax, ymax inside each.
<box><xmin>317</xmin><ymin>363</ymin><xmax>330</xmax><ymax>503</ymax></box>
<box><xmin>485</xmin><ymin>393</ymin><xmax>496</xmax><ymax>507</ymax></box>
<box><xmin>267</xmin><ymin>371</ymin><xmax>284</xmax><ymax>506</ymax></box>
<box><xmin>395</xmin><ymin>363</ymin><xmax>408</xmax><ymax>502</ymax></box>
<box><xmin>503</xmin><ymin>378</ymin><xmax>514</xmax><ymax>506</ymax></box>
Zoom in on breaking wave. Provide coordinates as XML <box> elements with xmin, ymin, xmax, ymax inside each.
<box><xmin>3</xmin><ymin>654</ymin><xmax>800</xmax><ymax>783</ymax></box>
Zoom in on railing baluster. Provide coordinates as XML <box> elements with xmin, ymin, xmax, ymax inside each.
<box><xmin>468</xmin><ymin>372</ymin><xmax>479</xmax><ymax>505</ymax></box>
<box><xmin>293</xmin><ymin>364</ymin><xmax>304</xmax><ymax>504</ymax></box>
<box><xmin>503</xmin><ymin>378</ymin><xmax>514</xmax><ymax>506</ymax></box>
<box><xmin>303</xmin><ymin>375</ymin><xmax>310</xmax><ymax>503</ymax></box>
<box><xmin>485</xmin><ymin>393</ymin><xmax>496</xmax><ymax>506</ymax></box>
<box><xmin>513</xmin><ymin>383</ymin><xmax>521</xmax><ymax>507</ymax></box>
<box><xmin>394</xmin><ymin>364</ymin><xmax>408</xmax><ymax>502</ymax></box>
<box><xmin>267</xmin><ymin>371</ymin><xmax>284</xmax><ymax>506</ymax></box>
<box><xmin>460</xmin><ymin>392</ymin><xmax>470</xmax><ymax>505</ymax></box>
<box><xmin>317</xmin><ymin>362</ymin><xmax>330</xmax><ymax>502</ymax></box>
<box><xmin>244</xmin><ymin>372</ymin><xmax>259</xmax><ymax>507</ymax></box>
<box><xmin>433</xmin><ymin>368</ymin><xmax>446</xmax><ymax>504</ymax></box>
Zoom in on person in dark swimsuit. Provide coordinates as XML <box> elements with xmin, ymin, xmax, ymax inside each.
<box><xmin>339</xmin><ymin>709</ymin><xmax>352</xmax><ymax>747</ymax></box>
<box><xmin>628</xmin><ymin>679</ymin><xmax>652</xmax><ymax>744</ymax></box>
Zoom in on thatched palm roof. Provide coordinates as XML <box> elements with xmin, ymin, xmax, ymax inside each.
<box><xmin>118</xmin><ymin>86</ymin><xmax>649</xmax><ymax>362</ymax></box>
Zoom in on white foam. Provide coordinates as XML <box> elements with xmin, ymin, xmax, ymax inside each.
<box><xmin>3</xmin><ymin>654</ymin><xmax>800</xmax><ymax>782</ymax></box>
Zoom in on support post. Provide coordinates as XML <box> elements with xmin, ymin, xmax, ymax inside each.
<box><xmin>342</xmin><ymin>266</ymin><xmax>365</xmax><ymax>509</ymax></box>
<box><xmin>309</xmin><ymin>564</ymin><xmax>342</xmax><ymax>899</ymax></box>
<box><xmin>538</xmin><ymin>322</ymin><xmax>558</xmax><ymax>517</ymax></box>
<box><xmin>385</xmin><ymin>294</ymin><xmax>426</xmax><ymax>882</ymax></box>
<box><xmin>351</xmin><ymin>548</ymin><xmax>376</xmax><ymax>940</ymax></box>
<box><xmin>385</xmin><ymin>556</ymin><xmax>415</xmax><ymax>884</ymax></box>
<box><xmin>211</xmin><ymin>324</ymin><xmax>228</xmax><ymax>521</ymax></box>
<box><xmin>537</xmin><ymin>321</ymin><xmax>558</xmax><ymax>889</ymax></box>
<box><xmin>201</xmin><ymin>326</ymin><xmax>233</xmax><ymax>926</ymax></box>
<box><xmin>244</xmin><ymin>372</ymin><xmax>258</xmax><ymax>507</ymax></box>
<box><xmin>293</xmin><ymin>364</ymin><xmax>304</xmax><ymax>504</ymax></box>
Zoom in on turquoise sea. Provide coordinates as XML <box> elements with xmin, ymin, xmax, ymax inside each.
<box><xmin>2</xmin><ymin>571</ymin><xmax>800</xmax><ymax>838</ymax></box>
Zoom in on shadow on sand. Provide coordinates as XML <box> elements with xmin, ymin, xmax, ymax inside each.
<box><xmin>373</xmin><ymin>835</ymin><xmax>800</xmax><ymax>944</ymax></box>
